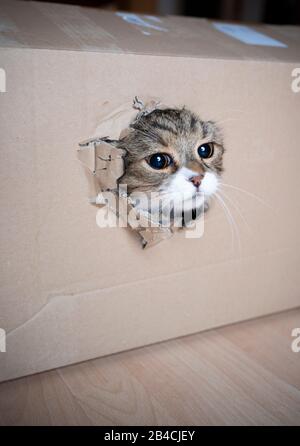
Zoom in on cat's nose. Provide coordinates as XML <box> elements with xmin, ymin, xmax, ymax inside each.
<box><xmin>190</xmin><ymin>174</ymin><xmax>203</xmax><ymax>188</ymax></box>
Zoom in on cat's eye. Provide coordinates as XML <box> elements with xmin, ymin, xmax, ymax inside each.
<box><xmin>147</xmin><ymin>153</ymin><xmax>173</xmax><ymax>170</ymax></box>
<box><xmin>197</xmin><ymin>143</ymin><xmax>214</xmax><ymax>159</ymax></box>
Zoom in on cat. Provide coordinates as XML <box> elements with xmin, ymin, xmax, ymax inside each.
<box><xmin>114</xmin><ymin>103</ymin><xmax>225</xmax><ymax>228</ymax></box>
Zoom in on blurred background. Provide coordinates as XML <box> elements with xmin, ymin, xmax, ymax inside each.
<box><xmin>22</xmin><ymin>0</ymin><xmax>300</xmax><ymax>25</ymax></box>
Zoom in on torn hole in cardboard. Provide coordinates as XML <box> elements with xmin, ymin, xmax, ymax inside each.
<box><xmin>78</xmin><ymin>98</ymin><xmax>173</xmax><ymax>249</ymax></box>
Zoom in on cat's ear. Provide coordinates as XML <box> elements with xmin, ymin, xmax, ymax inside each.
<box><xmin>203</xmin><ymin>120</ymin><xmax>224</xmax><ymax>148</ymax></box>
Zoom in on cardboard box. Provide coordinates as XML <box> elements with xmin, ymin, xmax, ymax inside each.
<box><xmin>0</xmin><ymin>0</ymin><xmax>300</xmax><ymax>382</ymax></box>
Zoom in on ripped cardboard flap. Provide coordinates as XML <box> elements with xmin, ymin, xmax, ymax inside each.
<box><xmin>78</xmin><ymin>137</ymin><xmax>173</xmax><ymax>248</ymax></box>
<box><xmin>77</xmin><ymin>97</ymin><xmax>178</xmax><ymax>248</ymax></box>
<box><xmin>78</xmin><ymin>138</ymin><xmax>126</xmax><ymax>191</ymax></box>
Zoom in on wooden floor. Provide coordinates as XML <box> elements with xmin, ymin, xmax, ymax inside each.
<box><xmin>0</xmin><ymin>308</ymin><xmax>299</xmax><ymax>426</ymax></box>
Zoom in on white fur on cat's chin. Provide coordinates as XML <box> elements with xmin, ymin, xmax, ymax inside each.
<box><xmin>130</xmin><ymin>168</ymin><xmax>219</xmax><ymax>215</ymax></box>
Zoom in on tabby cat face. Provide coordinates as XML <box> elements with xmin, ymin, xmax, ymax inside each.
<box><xmin>118</xmin><ymin>108</ymin><xmax>224</xmax><ymax>216</ymax></box>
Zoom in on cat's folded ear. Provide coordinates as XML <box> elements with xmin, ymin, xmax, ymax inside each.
<box><xmin>203</xmin><ymin>120</ymin><xmax>224</xmax><ymax>150</ymax></box>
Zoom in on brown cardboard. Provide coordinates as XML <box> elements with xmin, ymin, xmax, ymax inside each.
<box><xmin>1</xmin><ymin>0</ymin><xmax>300</xmax><ymax>382</ymax></box>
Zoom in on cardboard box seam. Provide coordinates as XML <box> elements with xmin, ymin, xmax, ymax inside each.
<box><xmin>2</xmin><ymin>306</ymin><xmax>299</xmax><ymax>384</ymax></box>
<box><xmin>5</xmin><ymin>245</ymin><xmax>297</xmax><ymax>337</ymax></box>
<box><xmin>1</xmin><ymin>46</ymin><xmax>299</xmax><ymax>65</ymax></box>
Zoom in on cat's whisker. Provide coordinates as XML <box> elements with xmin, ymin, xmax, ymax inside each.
<box><xmin>214</xmin><ymin>192</ymin><xmax>242</xmax><ymax>253</ymax></box>
<box><xmin>218</xmin><ymin>189</ymin><xmax>254</xmax><ymax>236</ymax></box>
<box><xmin>214</xmin><ymin>193</ymin><xmax>235</xmax><ymax>252</ymax></box>
<box><xmin>219</xmin><ymin>182</ymin><xmax>274</xmax><ymax>211</ymax></box>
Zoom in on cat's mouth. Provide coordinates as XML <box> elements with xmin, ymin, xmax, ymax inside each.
<box><xmin>193</xmin><ymin>186</ymin><xmax>202</xmax><ymax>194</ymax></box>
<box><xmin>129</xmin><ymin>171</ymin><xmax>219</xmax><ymax>214</ymax></box>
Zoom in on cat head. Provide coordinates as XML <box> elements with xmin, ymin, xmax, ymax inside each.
<box><xmin>117</xmin><ymin>107</ymin><xmax>224</xmax><ymax>216</ymax></box>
